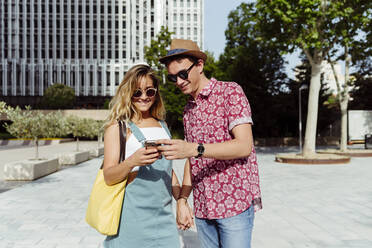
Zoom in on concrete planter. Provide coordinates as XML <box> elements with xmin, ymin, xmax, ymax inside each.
<box><xmin>3</xmin><ymin>158</ymin><xmax>59</xmax><ymax>181</ymax></box>
<box><xmin>89</xmin><ymin>147</ymin><xmax>104</xmax><ymax>158</ymax></box>
<box><xmin>58</xmin><ymin>150</ymin><xmax>90</xmax><ymax>166</ymax></box>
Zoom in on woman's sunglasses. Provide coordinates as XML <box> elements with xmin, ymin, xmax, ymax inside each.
<box><xmin>167</xmin><ymin>62</ymin><xmax>196</xmax><ymax>83</ymax></box>
<box><xmin>132</xmin><ymin>88</ymin><xmax>157</xmax><ymax>98</ymax></box>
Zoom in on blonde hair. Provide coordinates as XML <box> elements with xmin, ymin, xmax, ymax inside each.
<box><xmin>106</xmin><ymin>64</ymin><xmax>165</xmax><ymax>128</ymax></box>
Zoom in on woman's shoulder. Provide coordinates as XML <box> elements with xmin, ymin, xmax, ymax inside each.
<box><xmin>104</xmin><ymin>121</ymin><xmax>119</xmax><ymax>137</ymax></box>
<box><xmin>105</xmin><ymin>120</ymin><xmax>130</xmax><ymax>135</ymax></box>
<box><xmin>105</xmin><ymin>120</ymin><xmax>119</xmax><ymax>129</ymax></box>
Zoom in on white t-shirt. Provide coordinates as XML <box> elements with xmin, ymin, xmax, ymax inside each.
<box><xmin>125</xmin><ymin>126</ymin><xmax>171</xmax><ymax>172</ymax></box>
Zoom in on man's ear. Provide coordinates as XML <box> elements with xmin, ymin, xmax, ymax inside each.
<box><xmin>197</xmin><ymin>59</ymin><xmax>204</xmax><ymax>74</ymax></box>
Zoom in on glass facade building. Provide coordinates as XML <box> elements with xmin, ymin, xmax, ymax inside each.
<box><xmin>0</xmin><ymin>0</ymin><xmax>204</xmax><ymax>99</ymax></box>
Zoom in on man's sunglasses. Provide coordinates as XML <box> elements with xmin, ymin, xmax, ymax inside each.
<box><xmin>132</xmin><ymin>88</ymin><xmax>157</xmax><ymax>98</ymax></box>
<box><xmin>167</xmin><ymin>62</ymin><xmax>196</xmax><ymax>83</ymax></box>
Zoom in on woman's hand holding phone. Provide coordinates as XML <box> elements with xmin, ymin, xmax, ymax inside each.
<box><xmin>145</xmin><ymin>140</ymin><xmax>162</xmax><ymax>159</ymax></box>
<box><xmin>126</xmin><ymin>142</ymin><xmax>160</xmax><ymax>168</ymax></box>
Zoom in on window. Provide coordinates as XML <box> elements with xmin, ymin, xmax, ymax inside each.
<box><xmin>174</xmin><ymin>13</ymin><xmax>177</xmax><ymax>21</ymax></box>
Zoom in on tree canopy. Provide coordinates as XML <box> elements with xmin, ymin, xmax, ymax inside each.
<box><xmin>218</xmin><ymin>3</ymin><xmax>290</xmax><ymax>138</ymax></box>
<box><xmin>41</xmin><ymin>83</ymin><xmax>76</xmax><ymax>109</ymax></box>
<box><xmin>252</xmin><ymin>0</ymin><xmax>371</xmax><ymax>155</ymax></box>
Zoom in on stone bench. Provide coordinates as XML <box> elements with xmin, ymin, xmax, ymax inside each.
<box><xmin>89</xmin><ymin>147</ymin><xmax>104</xmax><ymax>158</ymax></box>
<box><xmin>4</xmin><ymin>158</ymin><xmax>59</xmax><ymax>181</ymax></box>
<box><xmin>58</xmin><ymin>150</ymin><xmax>90</xmax><ymax>166</ymax></box>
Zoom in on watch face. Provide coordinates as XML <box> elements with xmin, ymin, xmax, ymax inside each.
<box><xmin>198</xmin><ymin>143</ymin><xmax>205</xmax><ymax>154</ymax></box>
<box><xmin>196</xmin><ymin>143</ymin><xmax>204</xmax><ymax>158</ymax></box>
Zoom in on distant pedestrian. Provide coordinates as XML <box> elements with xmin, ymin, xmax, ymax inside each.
<box><xmin>157</xmin><ymin>39</ymin><xmax>262</xmax><ymax>248</ymax></box>
<box><xmin>102</xmin><ymin>64</ymin><xmax>181</xmax><ymax>248</ymax></box>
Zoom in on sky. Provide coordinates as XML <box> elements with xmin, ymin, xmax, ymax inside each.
<box><xmin>203</xmin><ymin>0</ymin><xmax>301</xmax><ymax>79</ymax></box>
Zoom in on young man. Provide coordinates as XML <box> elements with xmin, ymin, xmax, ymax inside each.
<box><xmin>157</xmin><ymin>39</ymin><xmax>262</xmax><ymax>248</ymax></box>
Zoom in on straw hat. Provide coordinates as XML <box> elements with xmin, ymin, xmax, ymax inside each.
<box><xmin>159</xmin><ymin>39</ymin><xmax>207</xmax><ymax>64</ymax></box>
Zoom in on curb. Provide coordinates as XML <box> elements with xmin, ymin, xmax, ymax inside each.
<box><xmin>0</xmin><ymin>138</ymin><xmax>74</xmax><ymax>147</ymax></box>
<box><xmin>275</xmin><ymin>153</ymin><xmax>351</xmax><ymax>164</ymax></box>
<box><xmin>317</xmin><ymin>149</ymin><xmax>372</xmax><ymax>157</ymax></box>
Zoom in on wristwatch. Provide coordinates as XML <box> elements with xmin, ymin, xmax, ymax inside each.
<box><xmin>195</xmin><ymin>143</ymin><xmax>205</xmax><ymax>158</ymax></box>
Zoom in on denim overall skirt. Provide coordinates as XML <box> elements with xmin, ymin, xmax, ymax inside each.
<box><xmin>103</xmin><ymin>121</ymin><xmax>179</xmax><ymax>248</ymax></box>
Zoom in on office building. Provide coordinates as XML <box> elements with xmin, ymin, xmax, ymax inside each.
<box><xmin>0</xmin><ymin>0</ymin><xmax>204</xmax><ymax>106</ymax></box>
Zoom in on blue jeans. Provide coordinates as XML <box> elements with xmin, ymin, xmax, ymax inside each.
<box><xmin>195</xmin><ymin>205</ymin><xmax>255</xmax><ymax>248</ymax></box>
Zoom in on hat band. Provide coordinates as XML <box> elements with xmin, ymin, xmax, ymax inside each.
<box><xmin>167</xmin><ymin>48</ymin><xmax>188</xmax><ymax>56</ymax></box>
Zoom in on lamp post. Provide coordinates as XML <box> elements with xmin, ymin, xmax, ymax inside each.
<box><xmin>299</xmin><ymin>84</ymin><xmax>308</xmax><ymax>153</ymax></box>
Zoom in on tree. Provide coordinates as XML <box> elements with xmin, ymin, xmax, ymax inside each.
<box><xmin>323</xmin><ymin>2</ymin><xmax>371</xmax><ymax>151</ymax></box>
<box><xmin>144</xmin><ymin>26</ymin><xmax>188</xmax><ymax>138</ymax></box>
<box><xmin>203</xmin><ymin>51</ymin><xmax>225</xmax><ymax>80</ymax></box>
<box><xmin>66</xmin><ymin>116</ymin><xmax>96</xmax><ymax>151</ymax></box>
<box><xmin>0</xmin><ymin>102</ymin><xmax>68</xmax><ymax>159</ymax></box>
<box><xmin>41</xmin><ymin>83</ymin><xmax>76</xmax><ymax>109</ymax></box>
<box><xmin>254</xmin><ymin>0</ymin><xmax>371</xmax><ymax>156</ymax></box>
<box><xmin>219</xmin><ymin>3</ymin><xmax>290</xmax><ymax>138</ymax></box>
<box><xmin>91</xmin><ymin>120</ymin><xmax>105</xmax><ymax>149</ymax></box>
<box><xmin>291</xmin><ymin>57</ymin><xmax>339</xmax><ymax>139</ymax></box>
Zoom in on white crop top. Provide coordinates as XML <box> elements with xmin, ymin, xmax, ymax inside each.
<box><xmin>125</xmin><ymin>126</ymin><xmax>171</xmax><ymax>172</ymax></box>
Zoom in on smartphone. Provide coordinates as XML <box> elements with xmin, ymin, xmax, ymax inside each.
<box><xmin>144</xmin><ymin>140</ymin><xmax>162</xmax><ymax>159</ymax></box>
<box><xmin>144</xmin><ymin>140</ymin><xmax>160</xmax><ymax>148</ymax></box>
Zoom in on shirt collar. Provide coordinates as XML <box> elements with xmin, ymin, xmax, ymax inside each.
<box><xmin>188</xmin><ymin>78</ymin><xmax>217</xmax><ymax>104</ymax></box>
<box><xmin>199</xmin><ymin>78</ymin><xmax>217</xmax><ymax>97</ymax></box>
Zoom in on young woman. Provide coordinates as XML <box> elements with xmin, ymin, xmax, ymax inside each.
<box><xmin>102</xmin><ymin>64</ymin><xmax>181</xmax><ymax>248</ymax></box>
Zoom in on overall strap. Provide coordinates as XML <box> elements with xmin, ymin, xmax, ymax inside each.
<box><xmin>159</xmin><ymin>120</ymin><xmax>172</xmax><ymax>138</ymax></box>
<box><xmin>127</xmin><ymin>121</ymin><xmax>146</xmax><ymax>145</ymax></box>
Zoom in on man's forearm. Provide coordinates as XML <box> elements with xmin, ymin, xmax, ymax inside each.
<box><xmin>187</xmin><ymin>123</ymin><xmax>254</xmax><ymax>160</ymax></box>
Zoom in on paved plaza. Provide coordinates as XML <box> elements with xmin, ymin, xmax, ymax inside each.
<box><xmin>0</xmin><ymin>142</ymin><xmax>372</xmax><ymax>248</ymax></box>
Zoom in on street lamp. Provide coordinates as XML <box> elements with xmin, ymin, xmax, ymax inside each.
<box><xmin>299</xmin><ymin>84</ymin><xmax>308</xmax><ymax>153</ymax></box>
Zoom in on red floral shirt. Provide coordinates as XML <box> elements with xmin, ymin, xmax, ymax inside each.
<box><xmin>184</xmin><ymin>78</ymin><xmax>262</xmax><ymax>219</ymax></box>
